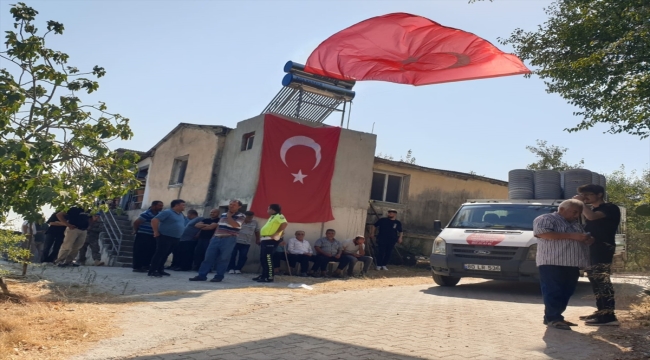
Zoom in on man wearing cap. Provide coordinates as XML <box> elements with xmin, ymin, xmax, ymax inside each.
<box><xmin>334</xmin><ymin>235</ymin><xmax>373</xmax><ymax>278</ymax></box>
<box><xmin>372</xmin><ymin>209</ymin><xmax>402</xmax><ymax>271</ymax></box>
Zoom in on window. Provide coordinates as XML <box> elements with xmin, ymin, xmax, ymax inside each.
<box><xmin>241</xmin><ymin>132</ymin><xmax>255</xmax><ymax>151</ymax></box>
<box><xmin>169</xmin><ymin>156</ymin><xmax>188</xmax><ymax>185</ymax></box>
<box><xmin>370</xmin><ymin>172</ymin><xmax>404</xmax><ymax>203</ymax></box>
<box><xmin>447</xmin><ymin>204</ymin><xmax>556</xmax><ymax>231</ymax></box>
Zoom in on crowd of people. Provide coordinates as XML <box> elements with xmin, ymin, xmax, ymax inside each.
<box><xmin>533</xmin><ymin>184</ymin><xmax>621</xmax><ymax>329</ymax></box>
<box><xmin>129</xmin><ymin>200</ymin><xmax>404</xmax><ymax>283</ymax></box>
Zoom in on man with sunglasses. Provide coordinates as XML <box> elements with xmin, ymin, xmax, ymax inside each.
<box><xmin>574</xmin><ymin>184</ymin><xmax>621</xmax><ymax>326</ymax></box>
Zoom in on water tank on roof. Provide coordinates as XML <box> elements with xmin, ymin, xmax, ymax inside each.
<box><xmin>508</xmin><ymin>169</ymin><xmax>534</xmax><ymax>199</ymax></box>
<box><xmin>591</xmin><ymin>172</ymin><xmax>601</xmax><ymax>186</ymax></box>
<box><xmin>534</xmin><ymin>170</ymin><xmax>562</xmax><ymax>199</ymax></box>
<box><xmin>562</xmin><ymin>169</ymin><xmax>593</xmax><ymax>198</ymax></box>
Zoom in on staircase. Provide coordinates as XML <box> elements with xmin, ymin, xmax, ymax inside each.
<box><xmin>99</xmin><ymin>212</ymin><xmax>136</xmax><ymax>267</ymax></box>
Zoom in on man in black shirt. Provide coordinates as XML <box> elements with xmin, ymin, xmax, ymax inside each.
<box><xmin>574</xmin><ymin>184</ymin><xmax>621</xmax><ymax>326</ymax></box>
<box><xmin>55</xmin><ymin>207</ymin><xmax>97</xmax><ymax>267</ymax></box>
<box><xmin>372</xmin><ymin>209</ymin><xmax>403</xmax><ymax>271</ymax></box>
<box><xmin>42</xmin><ymin>211</ymin><xmax>67</xmax><ymax>263</ymax></box>
<box><xmin>193</xmin><ymin>208</ymin><xmax>220</xmax><ymax>271</ymax></box>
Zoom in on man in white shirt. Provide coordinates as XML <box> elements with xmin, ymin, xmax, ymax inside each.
<box><xmin>334</xmin><ymin>235</ymin><xmax>373</xmax><ymax>278</ymax></box>
<box><xmin>286</xmin><ymin>230</ymin><xmax>313</xmax><ymax>277</ymax></box>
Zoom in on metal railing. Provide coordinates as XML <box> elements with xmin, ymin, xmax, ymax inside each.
<box><xmin>99</xmin><ymin>211</ymin><xmax>123</xmax><ymax>258</ymax></box>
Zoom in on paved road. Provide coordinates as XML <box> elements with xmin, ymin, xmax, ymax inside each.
<box><xmin>13</xmin><ymin>264</ymin><xmax>641</xmax><ymax>360</ymax></box>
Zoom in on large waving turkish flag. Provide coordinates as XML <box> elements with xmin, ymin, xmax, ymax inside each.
<box><xmin>251</xmin><ymin>114</ymin><xmax>341</xmax><ymax>223</ymax></box>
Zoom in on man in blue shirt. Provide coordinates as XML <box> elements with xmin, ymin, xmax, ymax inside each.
<box><xmin>132</xmin><ymin>201</ymin><xmax>163</xmax><ymax>272</ymax></box>
<box><xmin>149</xmin><ymin>199</ymin><xmax>187</xmax><ymax>277</ymax></box>
<box><xmin>169</xmin><ymin>209</ymin><xmax>203</xmax><ymax>271</ymax></box>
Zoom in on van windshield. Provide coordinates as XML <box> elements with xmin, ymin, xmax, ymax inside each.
<box><xmin>448</xmin><ymin>204</ymin><xmax>557</xmax><ymax>231</ymax></box>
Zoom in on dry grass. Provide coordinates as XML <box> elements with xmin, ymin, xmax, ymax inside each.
<box><xmin>0</xmin><ymin>279</ymin><xmax>125</xmax><ymax>360</ymax></box>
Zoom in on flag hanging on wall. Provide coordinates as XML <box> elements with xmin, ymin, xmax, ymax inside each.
<box><xmin>251</xmin><ymin>114</ymin><xmax>341</xmax><ymax>223</ymax></box>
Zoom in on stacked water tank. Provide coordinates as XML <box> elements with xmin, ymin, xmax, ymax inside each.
<box><xmin>508</xmin><ymin>169</ymin><xmax>606</xmax><ymax>199</ymax></box>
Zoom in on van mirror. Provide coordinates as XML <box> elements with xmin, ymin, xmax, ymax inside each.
<box><xmin>433</xmin><ymin>220</ymin><xmax>442</xmax><ymax>232</ymax></box>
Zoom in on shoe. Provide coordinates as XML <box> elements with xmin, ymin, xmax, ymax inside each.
<box><xmin>57</xmin><ymin>263</ymin><xmax>68</xmax><ymax>268</ymax></box>
<box><xmin>170</xmin><ymin>267</ymin><xmax>183</xmax><ymax>271</ymax></box>
<box><xmin>94</xmin><ymin>260</ymin><xmax>105</xmax><ymax>266</ymax></box>
<box><xmin>210</xmin><ymin>276</ymin><xmax>224</xmax><ymax>282</ymax></box>
<box><xmin>547</xmin><ymin>320</ymin><xmax>572</xmax><ymax>330</ymax></box>
<box><xmin>376</xmin><ymin>266</ymin><xmax>381</xmax><ymax>271</ymax></box>
<box><xmin>132</xmin><ymin>268</ymin><xmax>148</xmax><ymax>273</ymax></box>
<box><xmin>159</xmin><ymin>271</ymin><xmax>171</xmax><ymax>276</ymax></box>
<box><xmin>332</xmin><ymin>270</ymin><xmax>343</xmax><ymax>278</ymax></box>
<box><xmin>148</xmin><ymin>271</ymin><xmax>162</xmax><ymax>278</ymax></box>
<box><xmin>72</xmin><ymin>262</ymin><xmax>81</xmax><ymax>267</ymax></box>
<box><xmin>228</xmin><ymin>270</ymin><xmax>235</xmax><ymax>274</ymax></box>
<box><xmin>189</xmin><ymin>276</ymin><xmax>207</xmax><ymax>281</ymax></box>
<box><xmin>382</xmin><ymin>266</ymin><xmax>388</xmax><ymax>270</ymax></box>
<box><xmin>300</xmin><ymin>273</ymin><xmax>309</xmax><ymax>277</ymax></box>
<box><xmin>579</xmin><ymin>312</ymin><xmax>599</xmax><ymax>320</ymax></box>
<box><xmin>585</xmin><ymin>318</ymin><xmax>620</xmax><ymax>326</ymax></box>
<box><xmin>234</xmin><ymin>270</ymin><xmax>241</xmax><ymax>274</ymax></box>
<box><xmin>357</xmin><ymin>272</ymin><xmax>367</xmax><ymax>278</ymax></box>
<box><xmin>312</xmin><ymin>273</ymin><xmax>322</xmax><ymax>278</ymax></box>
<box><xmin>257</xmin><ymin>278</ymin><xmax>274</xmax><ymax>283</ymax></box>
<box><xmin>252</xmin><ymin>275</ymin><xmax>263</xmax><ymax>281</ymax></box>
<box><xmin>544</xmin><ymin>319</ymin><xmax>577</xmax><ymax>326</ymax></box>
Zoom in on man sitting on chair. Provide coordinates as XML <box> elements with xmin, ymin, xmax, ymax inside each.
<box><xmin>287</xmin><ymin>230</ymin><xmax>314</xmax><ymax>277</ymax></box>
<box><xmin>334</xmin><ymin>235</ymin><xmax>372</xmax><ymax>278</ymax></box>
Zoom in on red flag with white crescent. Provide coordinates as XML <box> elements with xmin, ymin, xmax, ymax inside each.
<box><xmin>251</xmin><ymin>114</ymin><xmax>341</xmax><ymax>223</ymax></box>
<box><xmin>304</xmin><ymin>13</ymin><xmax>531</xmax><ymax>86</ymax></box>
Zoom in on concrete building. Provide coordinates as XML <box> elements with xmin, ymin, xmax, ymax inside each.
<box><xmin>113</xmin><ymin>115</ymin><xmax>507</xmax><ymax>269</ymax></box>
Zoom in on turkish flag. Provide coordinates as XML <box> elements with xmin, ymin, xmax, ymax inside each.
<box><xmin>251</xmin><ymin>114</ymin><xmax>341</xmax><ymax>223</ymax></box>
<box><xmin>305</xmin><ymin>13</ymin><xmax>530</xmax><ymax>86</ymax></box>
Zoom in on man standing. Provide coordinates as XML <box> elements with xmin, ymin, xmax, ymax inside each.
<box><xmin>228</xmin><ymin>211</ymin><xmax>260</xmax><ymax>274</ymax></box>
<box><xmin>132</xmin><ymin>201</ymin><xmax>163</xmax><ymax>273</ymax></box>
<box><xmin>169</xmin><ymin>209</ymin><xmax>203</xmax><ymax>271</ymax></box>
<box><xmin>193</xmin><ymin>208</ymin><xmax>220</xmax><ymax>271</ymax></box>
<box><xmin>574</xmin><ymin>184</ymin><xmax>621</xmax><ymax>326</ymax></box>
<box><xmin>372</xmin><ymin>209</ymin><xmax>403</xmax><ymax>271</ymax></box>
<box><xmin>533</xmin><ymin>199</ymin><xmax>593</xmax><ymax>330</ymax></box>
<box><xmin>77</xmin><ymin>219</ymin><xmax>105</xmax><ymax>266</ymax></box>
<box><xmin>22</xmin><ymin>216</ymin><xmax>47</xmax><ymax>263</ymax></box>
<box><xmin>149</xmin><ymin>199</ymin><xmax>187</xmax><ymax>277</ymax></box>
<box><xmin>42</xmin><ymin>211</ymin><xmax>66</xmax><ymax>263</ymax></box>
<box><xmin>55</xmin><ymin>207</ymin><xmax>97</xmax><ymax>267</ymax></box>
<box><xmin>311</xmin><ymin>229</ymin><xmax>342</xmax><ymax>278</ymax></box>
<box><xmin>189</xmin><ymin>200</ymin><xmax>245</xmax><ymax>282</ymax></box>
<box><xmin>335</xmin><ymin>235</ymin><xmax>373</xmax><ymax>278</ymax></box>
<box><xmin>287</xmin><ymin>230</ymin><xmax>313</xmax><ymax>277</ymax></box>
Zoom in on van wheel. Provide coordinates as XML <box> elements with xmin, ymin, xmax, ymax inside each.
<box><xmin>432</xmin><ymin>274</ymin><xmax>460</xmax><ymax>287</ymax></box>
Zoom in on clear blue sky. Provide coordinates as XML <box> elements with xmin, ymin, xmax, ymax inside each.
<box><xmin>1</xmin><ymin>0</ymin><xmax>648</xmax><ymax>182</ymax></box>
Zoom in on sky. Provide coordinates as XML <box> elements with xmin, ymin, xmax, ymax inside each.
<box><xmin>1</xmin><ymin>0</ymin><xmax>648</xmax><ymax>185</ymax></box>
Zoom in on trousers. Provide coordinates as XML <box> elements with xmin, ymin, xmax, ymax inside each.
<box><xmin>376</xmin><ymin>240</ymin><xmax>396</xmax><ymax>267</ymax></box>
<box><xmin>228</xmin><ymin>243</ymin><xmax>251</xmax><ymax>271</ymax></box>
<box><xmin>132</xmin><ymin>232</ymin><xmax>156</xmax><ymax>270</ymax></box>
<box><xmin>259</xmin><ymin>240</ymin><xmax>280</xmax><ymax>279</ymax></box>
<box><xmin>149</xmin><ymin>235</ymin><xmax>180</xmax><ymax>273</ymax></box>
<box><xmin>197</xmin><ymin>236</ymin><xmax>238</xmax><ymax>279</ymax></box>
<box><xmin>538</xmin><ymin>265</ymin><xmax>580</xmax><ymax>322</ymax></box>
<box><xmin>587</xmin><ymin>262</ymin><xmax>616</xmax><ymax>318</ymax></box>
<box><xmin>55</xmin><ymin>228</ymin><xmax>88</xmax><ymax>264</ymax></box>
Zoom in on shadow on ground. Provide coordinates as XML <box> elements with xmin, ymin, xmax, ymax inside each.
<box><xmin>127</xmin><ymin>333</ymin><xmax>427</xmax><ymax>360</ymax></box>
<box><xmin>420</xmin><ymin>278</ymin><xmax>645</xmax><ymax>308</ymax></box>
<box><xmin>542</xmin><ymin>327</ymin><xmax>628</xmax><ymax>360</ymax></box>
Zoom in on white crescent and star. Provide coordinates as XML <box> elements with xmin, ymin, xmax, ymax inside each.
<box><xmin>280</xmin><ymin>136</ymin><xmax>322</xmax><ymax>184</ymax></box>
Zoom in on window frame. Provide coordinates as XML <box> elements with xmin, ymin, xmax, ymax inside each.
<box><xmin>370</xmin><ymin>171</ymin><xmax>405</xmax><ymax>204</ymax></box>
<box><xmin>241</xmin><ymin>132</ymin><xmax>255</xmax><ymax>151</ymax></box>
<box><xmin>169</xmin><ymin>155</ymin><xmax>189</xmax><ymax>186</ymax></box>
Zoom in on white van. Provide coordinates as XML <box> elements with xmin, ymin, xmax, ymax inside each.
<box><xmin>429</xmin><ymin>199</ymin><xmax>626</xmax><ymax>287</ymax></box>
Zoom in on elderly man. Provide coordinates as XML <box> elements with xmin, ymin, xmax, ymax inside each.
<box><xmin>190</xmin><ymin>200</ymin><xmax>245</xmax><ymax>282</ymax></box>
<box><xmin>287</xmin><ymin>230</ymin><xmax>313</xmax><ymax>277</ymax></box>
<box><xmin>228</xmin><ymin>211</ymin><xmax>260</xmax><ymax>274</ymax></box>
<box><xmin>334</xmin><ymin>235</ymin><xmax>373</xmax><ymax>278</ymax></box>
<box><xmin>311</xmin><ymin>229</ymin><xmax>342</xmax><ymax>278</ymax></box>
<box><xmin>533</xmin><ymin>199</ymin><xmax>594</xmax><ymax>330</ymax></box>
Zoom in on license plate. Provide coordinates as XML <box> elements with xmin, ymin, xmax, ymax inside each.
<box><xmin>464</xmin><ymin>264</ymin><xmax>501</xmax><ymax>271</ymax></box>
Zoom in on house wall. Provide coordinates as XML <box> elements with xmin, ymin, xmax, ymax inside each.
<box><xmin>144</xmin><ymin>127</ymin><xmax>225</xmax><ymax>216</ymax></box>
<box><xmin>370</xmin><ymin>160</ymin><xmax>508</xmax><ymax>256</ymax></box>
<box><xmin>215</xmin><ymin>115</ymin><xmax>377</xmax><ymax>272</ymax></box>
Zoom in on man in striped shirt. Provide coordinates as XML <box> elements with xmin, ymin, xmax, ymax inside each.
<box><xmin>132</xmin><ymin>201</ymin><xmax>163</xmax><ymax>272</ymax></box>
<box><xmin>189</xmin><ymin>200</ymin><xmax>245</xmax><ymax>282</ymax></box>
<box><xmin>533</xmin><ymin>199</ymin><xmax>594</xmax><ymax>330</ymax></box>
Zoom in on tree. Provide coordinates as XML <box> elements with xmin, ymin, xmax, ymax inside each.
<box><xmin>497</xmin><ymin>0</ymin><xmax>650</xmax><ymax>138</ymax></box>
<box><xmin>525</xmin><ymin>139</ymin><xmax>584</xmax><ymax>171</ymax></box>
<box><xmin>606</xmin><ymin>166</ymin><xmax>650</xmax><ymax>270</ymax></box>
<box><xmin>0</xmin><ymin>3</ymin><xmax>140</xmax><ymax>224</ymax></box>
<box><xmin>0</xmin><ymin>229</ymin><xmax>31</xmax><ymax>296</ymax></box>
<box><xmin>377</xmin><ymin>149</ymin><xmax>417</xmax><ymax>164</ymax></box>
